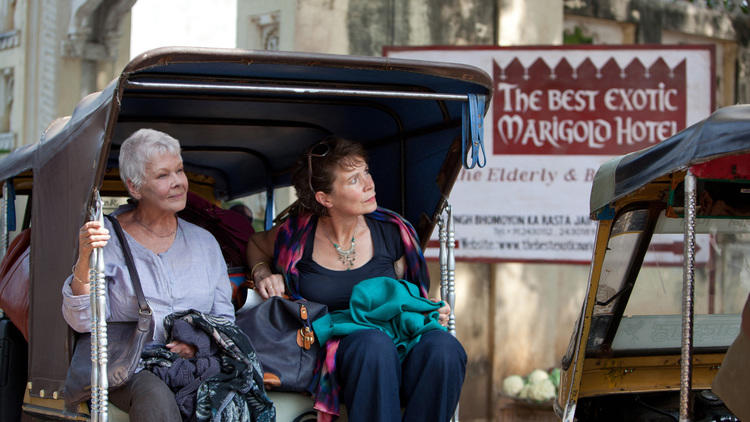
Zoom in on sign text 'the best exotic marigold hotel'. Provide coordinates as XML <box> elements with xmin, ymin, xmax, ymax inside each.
<box><xmin>493</xmin><ymin>57</ymin><xmax>686</xmax><ymax>155</ymax></box>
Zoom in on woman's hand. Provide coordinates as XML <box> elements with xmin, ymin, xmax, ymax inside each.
<box><xmin>166</xmin><ymin>341</ymin><xmax>197</xmax><ymax>359</ymax></box>
<box><xmin>71</xmin><ymin>221</ymin><xmax>111</xmax><ymax>295</ymax></box>
<box><xmin>255</xmin><ymin>273</ymin><xmax>286</xmax><ymax>300</ymax></box>
<box><xmin>436</xmin><ymin>301</ymin><xmax>451</xmax><ymax>327</ymax></box>
<box><xmin>78</xmin><ymin>221</ymin><xmax>111</xmax><ymax>257</ymax></box>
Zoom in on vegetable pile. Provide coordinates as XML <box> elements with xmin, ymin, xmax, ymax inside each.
<box><xmin>502</xmin><ymin>368</ymin><xmax>561</xmax><ymax>403</ymax></box>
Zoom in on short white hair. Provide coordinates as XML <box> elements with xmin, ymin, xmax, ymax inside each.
<box><xmin>119</xmin><ymin>128</ymin><xmax>182</xmax><ymax>190</ymax></box>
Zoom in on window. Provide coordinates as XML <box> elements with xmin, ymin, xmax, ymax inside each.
<box><xmin>611</xmin><ymin>212</ymin><xmax>750</xmax><ymax>351</ymax></box>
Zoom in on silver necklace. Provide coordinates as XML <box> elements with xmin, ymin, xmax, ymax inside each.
<box><xmin>322</xmin><ymin>220</ymin><xmax>359</xmax><ymax>269</ymax></box>
<box><xmin>331</xmin><ymin>236</ymin><xmax>356</xmax><ymax>269</ymax></box>
<box><xmin>133</xmin><ymin>215</ymin><xmax>177</xmax><ymax>238</ymax></box>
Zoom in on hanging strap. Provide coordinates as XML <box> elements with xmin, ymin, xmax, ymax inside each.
<box><xmin>462</xmin><ymin>93</ymin><xmax>487</xmax><ymax>169</ymax></box>
<box><xmin>104</xmin><ymin>214</ymin><xmax>151</xmax><ymax>316</ymax></box>
<box><xmin>264</xmin><ymin>185</ymin><xmax>275</xmax><ymax>231</ymax></box>
<box><xmin>6</xmin><ymin>178</ymin><xmax>15</xmax><ymax>232</ymax></box>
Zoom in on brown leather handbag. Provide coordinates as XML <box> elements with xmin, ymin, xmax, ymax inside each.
<box><xmin>0</xmin><ymin>228</ymin><xmax>30</xmax><ymax>340</ymax></box>
<box><xmin>63</xmin><ymin>215</ymin><xmax>153</xmax><ymax>409</ymax></box>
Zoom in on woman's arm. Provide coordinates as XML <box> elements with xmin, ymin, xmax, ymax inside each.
<box><xmin>246</xmin><ymin>225</ymin><xmax>286</xmax><ymax>299</ymax></box>
<box><xmin>394</xmin><ymin>255</ymin><xmax>406</xmax><ymax>280</ymax></box>
<box><xmin>246</xmin><ymin>225</ymin><xmax>278</xmax><ymax>269</ymax></box>
<box><xmin>394</xmin><ymin>254</ymin><xmax>449</xmax><ymax>327</ymax></box>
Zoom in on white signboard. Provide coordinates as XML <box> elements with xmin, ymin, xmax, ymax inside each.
<box><xmin>385</xmin><ymin>46</ymin><xmax>715</xmax><ymax>262</ymax></box>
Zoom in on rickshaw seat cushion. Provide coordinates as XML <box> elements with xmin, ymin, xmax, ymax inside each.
<box><xmin>178</xmin><ymin>192</ymin><xmax>254</xmax><ymax>268</ymax></box>
<box><xmin>0</xmin><ymin>228</ymin><xmax>30</xmax><ymax>340</ymax></box>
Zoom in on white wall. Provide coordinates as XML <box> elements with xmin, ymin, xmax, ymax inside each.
<box><xmin>130</xmin><ymin>0</ymin><xmax>237</xmax><ymax>59</ymax></box>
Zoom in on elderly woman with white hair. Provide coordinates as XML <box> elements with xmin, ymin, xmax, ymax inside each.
<box><xmin>61</xmin><ymin>128</ymin><xmax>235</xmax><ymax>421</ymax></box>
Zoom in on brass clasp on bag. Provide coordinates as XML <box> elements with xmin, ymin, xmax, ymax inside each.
<box><xmin>297</xmin><ymin>326</ymin><xmax>314</xmax><ymax>350</ymax></box>
<box><xmin>295</xmin><ymin>305</ymin><xmax>315</xmax><ymax>350</ymax></box>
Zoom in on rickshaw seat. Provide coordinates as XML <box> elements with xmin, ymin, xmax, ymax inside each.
<box><xmin>107</xmin><ymin>402</ymin><xmax>129</xmax><ymax>422</ymax></box>
<box><xmin>104</xmin><ymin>391</ymin><xmax>331</xmax><ymax>421</ymax></box>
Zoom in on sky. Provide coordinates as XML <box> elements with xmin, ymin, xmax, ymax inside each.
<box><xmin>130</xmin><ymin>0</ymin><xmax>238</xmax><ymax>59</ymax></box>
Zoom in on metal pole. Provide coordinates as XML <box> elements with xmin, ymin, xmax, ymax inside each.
<box><xmin>89</xmin><ymin>215</ymin><xmax>99</xmax><ymax>422</ymax></box>
<box><xmin>124</xmin><ymin>81</ymin><xmax>472</xmax><ymax>102</ymax></box>
<box><xmin>439</xmin><ymin>204</ymin><xmax>459</xmax><ymax>422</ymax></box>
<box><xmin>446</xmin><ymin>204</ymin><xmax>456</xmax><ymax>338</ymax></box>
<box><xmin>89</xmin><ymin>191</ymin><xmax>108</xmax><ymax>421</ymax></box>
<box><xmin>679</xmin><ymin>171</ymin><xmax>697</xmax><ymax>422</ymax></box>
<box><xmin>439</xmin><ymin>213</ymin><xmax>447</xmax><ymax>302</ymax></box>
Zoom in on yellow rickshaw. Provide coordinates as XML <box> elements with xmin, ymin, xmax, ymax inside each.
<box><xmin>556</xmin><ymin>105</ymin><xmax>750</xmax><ymax>421</ymax></box>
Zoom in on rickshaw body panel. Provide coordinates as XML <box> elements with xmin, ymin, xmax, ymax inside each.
<box><xmin>557</xmin><ymin>105</ymin><xmax>750</xmax><ymax>420</ymax></box>
<box><xmin>0</xmin><ymin>47</ymin><xmax>491</xmax><ymax>417</ymax></box>
<box><xmin>557</xmin><ymin>218</ymin><xmax>612</xmax><ymax>418</ymax></box>
<box><xmin>577</xmin><ymin>353</ymin><xmax>723</xmax><ymax>398</ymax></box>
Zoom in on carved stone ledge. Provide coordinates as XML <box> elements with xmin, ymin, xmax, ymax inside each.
<box><xmin>251</xmin><ymin>12</ymin><xmax>280</xmax><ymax>51</ymax></box>
<box><xmin>62</xmin><ymin>0</ymin><xmax>136</xmax><ymax>59</ymax></box>
<box><xmin>0</xmin><ymin>132</ymin><xmax>15</xmax><ymax>151</ymax></box>
<box><xmin>60</xmin><ymin>39</ymin><xmax>109</xmax><ymax>61</ymax></box>
<box><xmin>0</xmin><ymin>30</ymin><xmax>20</xmax><ymax>51</ymax></box>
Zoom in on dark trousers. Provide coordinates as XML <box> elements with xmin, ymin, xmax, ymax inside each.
<box><xmin>335</xmin><ymin>329</ymin><xmax>466</xmax><ymax>422</ymax></box>
<box><xmin>109</xmin><ymin>370</ymin><xmax>181</xmax><ymax>422</ymax></box>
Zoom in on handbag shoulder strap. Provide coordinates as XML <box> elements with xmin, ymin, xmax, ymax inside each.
<box><xmin>104</xmin><ymin>214</ymin><xmax>150</xmax><ymax>314</ymax></box>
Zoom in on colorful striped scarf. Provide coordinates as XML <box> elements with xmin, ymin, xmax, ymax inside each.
<box><xmin>273</xmin><ymin>207</ymin><xmax>430</xmax><ymax>420</ymax></box>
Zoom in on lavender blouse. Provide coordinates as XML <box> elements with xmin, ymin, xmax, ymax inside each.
<box><xmin>61</xmin><ymin>205</ymin><xmax>235</xmax><ymax>344</ymax></box>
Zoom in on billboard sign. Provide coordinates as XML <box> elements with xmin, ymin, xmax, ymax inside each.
<box><xmin>385</xmin><ymin>46</ymin><xmax>714</xmax><ymax>262</ymax></box>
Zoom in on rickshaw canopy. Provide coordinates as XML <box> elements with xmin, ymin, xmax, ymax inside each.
<box><xmin>590</xmin><ymin>105</ymin><xmax>750</xmax><ymax>218</ymax></box>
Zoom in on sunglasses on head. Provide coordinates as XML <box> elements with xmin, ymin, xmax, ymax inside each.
<box><xmin>307</xmin><ymin>141</ymin><xmax>331</xmax><ymax>194</ymax></box>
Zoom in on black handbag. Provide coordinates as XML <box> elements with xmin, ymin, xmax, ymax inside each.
<box><xmin>235</xmin><ymin>296</ymin><xmax>327</xmax><ymax>392</ymax></box>
<box><xmin>63</xmin><ymin>214</ymin><xmax>153</xmax><ymax>408</ymax></box>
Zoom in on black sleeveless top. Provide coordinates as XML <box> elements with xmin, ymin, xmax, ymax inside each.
<box><xmin>296</xmin><ymin>215</ymin><xmax>404</xmax><ymax>311</ymax></box>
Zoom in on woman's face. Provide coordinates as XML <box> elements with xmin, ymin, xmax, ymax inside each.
<box><xmin>319</xmin><ymin>156</ymin><xmax>377</xmax><ymax>217</ymax></box>
<box><xmin>131</xmin><ymin>152</ymin><xmax>188</xmax><ymax>214</ymax></box>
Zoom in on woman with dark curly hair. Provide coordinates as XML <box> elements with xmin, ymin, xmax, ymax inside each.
<box><xmin>247</xmin><ymin>136</ymin><xmax>466</xmax><ymax>422</ymax></box>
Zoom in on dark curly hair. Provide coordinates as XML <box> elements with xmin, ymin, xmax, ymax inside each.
<box><xmin>290</xmin><ymin>136</ymin><xmax>368</xmax><ymax>217</ymax></box>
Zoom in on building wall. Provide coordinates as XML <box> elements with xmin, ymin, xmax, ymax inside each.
<box><xmin>565</xmin><ymin>0</ymin><xmax>745</xmax><ymax>107</ymax></box>
<box><xmin>499</xmin><ymin>0</ymin><xmax>563</xmax><ymax>45</ymax></box>
<box><xmin>236</xmin><ymin>0</ymin><xmax>296</xmax><ymax>51</ymax></box>
<box><xmin>0</xmin><ymin>0</ymin><xmax>24</xmax><ymax>152</ymax></box>
<box><xmin>237</xmin><ymin>0</ymin><xmax>500</xmax><ymax>55</ymax></box>
<box><xmin>0</xmin><ymin>0</ymin><xmax>133</xmax><ymax>151</ymax></box>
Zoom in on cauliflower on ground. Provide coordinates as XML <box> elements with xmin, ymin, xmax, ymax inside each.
<box><xmin>502</xmin><ymin>375</ymin><xmax>525</xmax><ymax>397</ymax></box>
<box><xmin>518</xmin><ymin>383</ymin><xmax>531</xmax><ymax>400</ymax></box>
<box><xmin>526</xmin><ymin>378</ymin><xmax>557</xmax><ymax>402</ymax></box>
<box><xmin>527</xmin><ymin>369</ymin><xmax>549</xmax><ymax>385</ymax></box>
